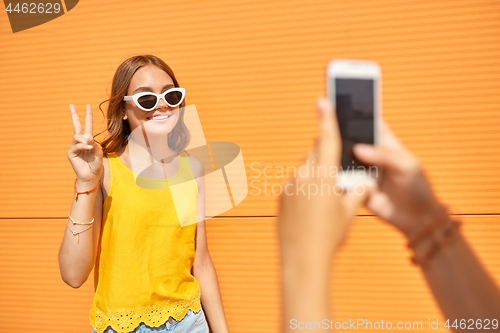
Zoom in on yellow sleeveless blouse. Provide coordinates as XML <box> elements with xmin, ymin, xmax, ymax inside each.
<box><xmin>89</xmin><ymin>151</ymin><xmax>201</xmax><ymax>333</ymax></box>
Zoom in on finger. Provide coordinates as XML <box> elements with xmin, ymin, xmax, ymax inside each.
<box><xmin>343</xmin><ymin>183</ymin><xmax>373</xmax><ymax>217</ymax></box>
<box><xmin>296</xmin><ymin>133</ymin><xmax>318</xmax><ymax>171</ymax></box>
<box><xmin>317</xmin><ymin>97</ymin><xmax>341</xmax><ymax>167</ymax></box>
<box><xmin>363</xmin><ymin>188</ymin><xmax>394</xmax><ymax>219</ymax></box>
<box><xmin>69</xmin><ymin>142</ymin><xmax>94</xmax><ymax>155</ymax></box>
<box><xmin>72</xmin><ymin>134</ymin><xmax>88</xmax><ymax>145</ymax></box>
<box><xmin>82</xmin><ymin>133</ymin><xmax>94</xmax><ymax>146</ymax></box>
<box><xmin>353</xmin><ymin>143</ymin><xmax>416</xmax><ymax>173</ymax></box>
<box><xmin>69</xmin><ymin>104</ymin><xmax>82</xmax><ymax>134</ymax></box>
<box><xmin>85</xmin><ymin>104</ymin><xmax>93</xmax><ymax>136</ymax></box>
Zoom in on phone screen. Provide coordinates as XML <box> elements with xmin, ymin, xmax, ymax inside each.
<box><xmin>334</xmin><ymin>78</ymin><xmax>375</xmax><ymax>170</ymax></box>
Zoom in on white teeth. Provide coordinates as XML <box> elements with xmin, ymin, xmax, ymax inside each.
<box><xmin>150</xmin><ymin>115</ymin><xmax>170</xmax><ymax>120</ymax></box>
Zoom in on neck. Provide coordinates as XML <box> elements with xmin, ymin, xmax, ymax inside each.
<box><xmin>147</xmin><ymin>133</ymin><xmax>177</xmax><ymax>163</ymax></box>
<box><xmin>124</xmin><ymin>124</ymin><xmax>178</xmax><ymax>169</ymax></box>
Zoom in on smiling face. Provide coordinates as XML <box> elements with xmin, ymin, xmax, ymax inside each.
<box><xmin>123</xmin><ymin>64</ymin><xmax>180</xmax><ymax>135</ymax></box>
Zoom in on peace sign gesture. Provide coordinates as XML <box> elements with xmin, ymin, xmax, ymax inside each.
<box><xmin>67</xmin><ymin>104</ymin><xmax>103</xmax><ymax>185</ymax></box>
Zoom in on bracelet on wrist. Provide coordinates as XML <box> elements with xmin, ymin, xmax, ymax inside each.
<box><xmin>74</xmin><ymin>178</ymin><xmax>101</xmax><ymax>200</ymax></box>
<box><xmin>67</xmin><ymin>213</ymin><xmax>94</xmax><ymax>243</ymax></box>
<box><xmin>67</xmin><ymin>223</ymin><xmax>93</xmax><ymax>243</ymax></box>
<box><xmin>410</xmin><ymin>220</ymin><xmax>461</xmax><ymax>266</ymax></box>
<box><xmin>407</xmin><ymin>205</ymin><xmax>462</xmax><ymax>267</ymax></box>
<box><xmin>68</xmin><ymin>212</ymin><xmax>94</xmax><ymax>225</ymax></box>
<box><xmin>407</xmin><ymin>205</ymin><xmax>449</xmax><ymax>248</ymax></box>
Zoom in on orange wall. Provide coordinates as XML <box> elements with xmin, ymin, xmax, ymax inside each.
<box><xmin>1</xmin><ymin>1</ymin><xmax>500</xmax><ymax>332</ymax></box>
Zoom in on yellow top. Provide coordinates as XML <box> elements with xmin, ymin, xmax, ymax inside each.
<box><xmin>89</xmin><ymin>151</ymin><xmax>201</xmax><ymax>333</ymax></box>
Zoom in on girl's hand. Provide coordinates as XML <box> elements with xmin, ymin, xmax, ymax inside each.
<box><xmin>353</xmin><ymin>122</ymin><xmax>443</xmax><ymax>239</ymax></box>
<box><xmin>278</xmin><ymin>98</ymin><xmax>371</xmax><ymax>265</ymax></box>
<box><xmin>67</xmin><ymin>104</ymin><xmax>103</xmax><ymax>186</ymax></box>
<box><xmin>278</xmin><ymin>98</ymin><xmax>372</xmax><ymax>329</ymax></box>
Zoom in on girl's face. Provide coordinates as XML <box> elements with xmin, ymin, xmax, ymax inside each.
<box><xmin>123</xmin><ymin>64</ymin><xmax>180</xmax><ymax>135</ymax></box>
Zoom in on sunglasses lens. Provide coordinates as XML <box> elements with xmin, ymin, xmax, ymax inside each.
<box><xmin>137</xmin><ymin>94</ymin><xmax>157</xmax><ymax>110</ymax></box>
<box><xmin>165</xmin><ymin>91</ymin><xmax>183</xmax><ymax>106</ymax></box>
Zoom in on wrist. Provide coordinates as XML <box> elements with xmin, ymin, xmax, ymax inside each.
<box><xmin>280</xmin><ymin>248</ymin><xmax>332</xmax><ymax>320</ymax></box>
<box><xmin>281</xmin><ymin>254</ymin><xmax>331</xmax><ymax>296</ymax></box>
<box><xmin>402</xmin><ymin>201</ymin><xmax>447</xmax><ymax>241</ymax></box>
<box><xmin>280</xmin><ymin>245</ymin><xmax>333</xmax><ymax>279</ymax></box>
<box><xmin>75</xmin><ymin>178</ymin><xmax>101</xmax><ymax>195</ymax></box>
<box><xmin>409</xmin><ymin>216</ymin><xmax>461</xmax><ymax>266</ymax></box>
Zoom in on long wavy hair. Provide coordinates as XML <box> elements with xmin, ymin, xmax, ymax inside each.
<box><xmin>95</xmin><ymin>55</ymin><xmax>190</xmax><ymax>154</ymax></box>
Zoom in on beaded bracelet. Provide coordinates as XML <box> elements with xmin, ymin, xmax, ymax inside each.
<box><xmin>407</xmin><ymin>205</ymin><xmax>450</xmax><ymax>248</ymax></box>
<box><xmin>410</xmin><ymin>220</ymin><xmax>462</xmax><ymax>266</ymax></box>
<box><xmin>407</xmin><ymin>205</ymin><xmax>462</xmax><ymax>266</ymax></box>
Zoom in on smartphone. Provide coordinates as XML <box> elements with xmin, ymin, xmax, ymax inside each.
<box><xmin>327</xmin><ymin>59</ymin><xmax>381</xmax><ymax>189</ymax></box>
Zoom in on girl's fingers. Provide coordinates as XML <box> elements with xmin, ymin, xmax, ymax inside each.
<box><xmin>316</xmin><ymin>98</ymin><xmax>341</xmax><ymax>168</ymax></box>
<box><xmin>363</xmin><ymin>189</ymin><xmax>394</xmax><ymax>221</ymax></box>
<box><xmin>69</xmin><ymin>104</ymin><xmax>82</xmax><ymax>134</ymax></box>
<box><xmin>353</xmin><ymin>144</ymin><xmax>414</xmax><ymax>174</ymax></box>
<box><xmin>69</xmin><ymin>143</ymin><xmax>94</xmax><ymax>155</ymax></box>
<box><xmin>70</xmin><ymin>104</ymin><xmax>93</xmax><ymax>136</ymax></box>
<box><xmin>81</xmin><ymin>133</ymin><xmax>94</xmax><ymax>146</ymax></box>
<box><xmin>297</xmin><ymin>98</ymin><xmax>341</xmax><ymax>172</ymax></box>
<box><xmin>85</xmin><ymin>104</ymin><xmax>93</xmax><ymax>136</ymax></box>
<box><xmin>72</xmin><ymin>134</ymin><xmax>88</xmax><ymax>145</ymax></box>
<box><xmin>343</xmin><ymin>183</ymin><xmax>373</xmax><ymax>218</ymax></box>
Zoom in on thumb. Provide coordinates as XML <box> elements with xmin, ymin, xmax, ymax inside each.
<box><xmin>316</xmin><ymin>97</ymin><xmax>341</xmax><ymax>167</ymax></box>
<box><xmin>353</xmin><ymin>143</ymin><xmax>411</xmax><ymax>174</ymax></box>
<box><xmin>343</xmin><ymin>182</ymin><xmax>373</xmax><ymax>217</ymax></box>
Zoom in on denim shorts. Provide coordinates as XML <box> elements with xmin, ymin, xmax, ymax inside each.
<box><xmin>91</xmin><ymin>309</ymin><xmax>209</xmax><ymax>333</ymax></box>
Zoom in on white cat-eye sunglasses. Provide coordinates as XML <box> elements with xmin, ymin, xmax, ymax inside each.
<box><xmin>124</xmin><ymin>87</ymin><xmax>185</xmax><ymax>111</ymax></box>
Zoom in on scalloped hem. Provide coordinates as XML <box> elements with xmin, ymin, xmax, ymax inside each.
<box><xmin>90</xmin><ymin>292</ymin><xmax>201</xmax><ymax>333</ymax></box>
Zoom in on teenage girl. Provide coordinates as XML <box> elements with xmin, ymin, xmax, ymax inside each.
<box><xmin>58</xmin><ymin>55</ymin><xmax>229</xmax><ymax>333</ymax></box>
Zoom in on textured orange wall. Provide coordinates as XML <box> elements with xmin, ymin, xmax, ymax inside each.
<box><xmin>1</xmin><ymin>1</ymin><xmax>499</xmax><ymax>332</ymax></box>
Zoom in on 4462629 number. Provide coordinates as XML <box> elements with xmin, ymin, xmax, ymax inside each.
<box><xmin>5</xmin><ymin>2</ymin><xmax>61</xmax><ymax>14</ymax></box>
<box><xmin>444</xmin><ymin>319</ymin><xmax>498</xmax><ymax>330</ymax></box>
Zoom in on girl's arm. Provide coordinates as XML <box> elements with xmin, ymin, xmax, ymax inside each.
<box><xmin>412</xmin><ymin>220</ymin><xmax>500</xmax><ymax>323</ymax></box>
<box><xmin>353</xmin><ymin>123</ymin><xmax>500</xmax><ymax>325</ymax></box>
<box><xmin>190</xmin><ymin>155</ymin><xmax>229</xmax><ymax>333</ymax></box>
<box><xmin>58</xmin><ymin>104</ymin><xmax>104</xmax><ymax>288</ymax></box>
<box><xmin>278</xmin><ymin>99</ymin><xmax>369</xmax><ymax>332</ymax></box>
